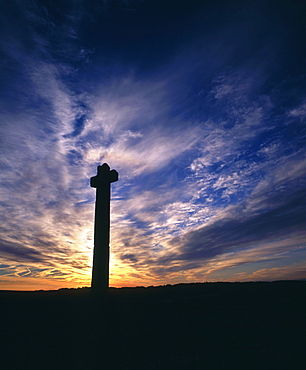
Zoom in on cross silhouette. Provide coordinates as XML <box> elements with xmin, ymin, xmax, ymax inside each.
<box><xmin>90</xmin><ymin>163</ymin><xmax>118</xmax><ymax>292</ymax></box>
<box><xmin>90</xmin><ymin>163</ymin><xmax>118</xmax><ymax>188</ymax></box>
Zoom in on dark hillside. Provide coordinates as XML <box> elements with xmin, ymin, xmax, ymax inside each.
<box><xmin>1</xmin><ymin>281</ymin><xmax>305</xmax><ymax>369</ymax></box>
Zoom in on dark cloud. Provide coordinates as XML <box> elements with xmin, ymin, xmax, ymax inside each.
<box><xmin>120</xmin><ymin>254</ymin><xmax>138</xmax><ymax>263</ymax></box>
<box><xmin>0</xmin><ymin>240</ymin><xmax>43</xmax><ymax>263</ymax></box>
<box><xmin>166</xmin><ymin>186</ymin><xmax>306</xmax><ymax>265</ymax></box>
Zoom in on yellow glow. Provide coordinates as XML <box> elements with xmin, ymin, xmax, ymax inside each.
<box><xmin>0</xmin><ymin>275</ymin><xmax>86</xmax><ymax>291</ymax></box>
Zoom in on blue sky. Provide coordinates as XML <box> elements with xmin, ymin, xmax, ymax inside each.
<box><xmin>1</xmin><ymin>0</ymin><xmax>306</xmax><ymax>290</ymax></box>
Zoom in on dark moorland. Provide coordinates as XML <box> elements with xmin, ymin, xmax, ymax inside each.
<box><xmin>1</xmin><ymin>281</ymin><xmax>305</xmax><ymax>369</ymax></box>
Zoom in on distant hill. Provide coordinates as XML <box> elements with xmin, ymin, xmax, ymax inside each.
<box><xmin>1</xmin><ymin>281</ymin><xmax>305</xmax><ymax>370</ymax></box>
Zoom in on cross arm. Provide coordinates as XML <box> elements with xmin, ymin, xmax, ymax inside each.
<box><xmin>90</xmin><ymin>163</ymin><xmax>118</xmax><ymax>188</ymax></box>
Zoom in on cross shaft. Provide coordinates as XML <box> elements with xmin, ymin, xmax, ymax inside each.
<box><xmin>90</xmin><ymin>163</ymin><xmax>118</xmax><ymax>292</ymax></box>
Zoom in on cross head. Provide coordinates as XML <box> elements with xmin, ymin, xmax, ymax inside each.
<box><xmin>90</xmin><ymin>163</ymin><xmax>118</xmax><ymax>188</ymax></box>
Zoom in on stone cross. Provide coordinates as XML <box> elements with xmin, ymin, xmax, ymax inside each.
<box><xmin>90</xmin><ymin>163</ymin><xmax>118</xmax><ymax>292</ymax></box>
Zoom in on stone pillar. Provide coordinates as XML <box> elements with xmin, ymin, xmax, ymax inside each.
<box><xmin>90</xmin><ymin>163</ymin><xmax>118</xmax><ymax>292</ymax></box>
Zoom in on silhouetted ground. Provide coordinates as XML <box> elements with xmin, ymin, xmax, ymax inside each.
<box><xmin>1</xmin><ymin>281</ymin><xmax>305</xmax><ymax>369</ymax></box>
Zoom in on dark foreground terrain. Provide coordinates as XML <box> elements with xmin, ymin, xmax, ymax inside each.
<box><xmin>1</xmin><ymin>281</ymin><xmax>305</xmax><ymax>369</ymax></box>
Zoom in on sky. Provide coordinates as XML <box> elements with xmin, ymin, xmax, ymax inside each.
<box><xmin>1</xmin><ymin>0</ymin><xmax>306</xmax><ymax>290</ymax></box>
